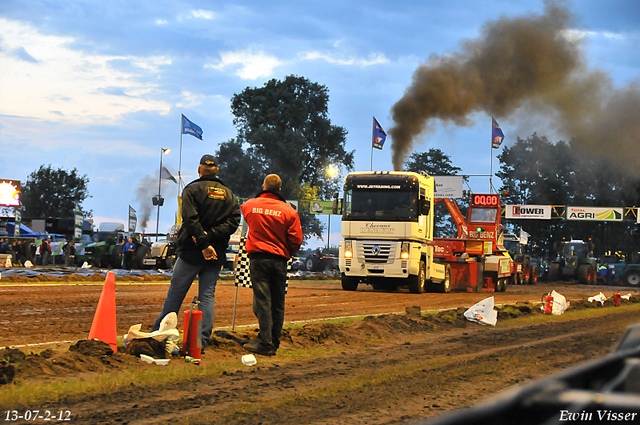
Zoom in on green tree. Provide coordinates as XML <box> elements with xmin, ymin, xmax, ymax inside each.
<box><xmin>404</xmin><ymin>148</ymin><xmax>463</xmax><ymax>237</ymax></box>
<box><xmin>21</xmin><ymin>165</ymin><xmax>92</xmax><ymax>218</ymax></box>
<box><xmin>218</xmin><ymin>75</ymin><xmax>355</xmax><ymax>241</ymax></box>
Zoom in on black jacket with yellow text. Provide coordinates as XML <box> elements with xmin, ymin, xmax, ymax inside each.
<box><xmin>177</xmin><ymin>175</ymin><xmax>240</xmax><ymax>265</ymax></box>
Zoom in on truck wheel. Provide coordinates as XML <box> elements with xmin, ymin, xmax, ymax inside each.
<box><xmin>623</xmin><ymin>268</ymin><xmax>640</xmax><ymax>286</ymax></box>
<box><xmin>135</xmin><ymin>245</ymin><xmax>150</xmax><ymax>269</ymax></box>
<box><xmin>341</xmin><ymin>274</ymin><xmax>359</xmax><ymax>291</ymax></box>
<box><xmin>548</xmin><ymin>263</ymin><xmax>560</xmax><ymax>281</ymax></box>
<box><xmin>437</xmin><ymin>265</ymin><xmax>451</xmax><ymax>293</ymax></box>
<box><xmin>578</xmin><ymin>264</ymin><xmax>593</xmax><ymax>285</ymax></box>
<box><xmin>498</xmin><ymin>278</ymin><xmax>508</xmax><ymax>292</ymax></box>
<box><xmin>408</xmin><ymin>260</ymin><xmax>426</xmax><ymax>294</ymax></box>
<box><xmin>306</xmin><ymin>256</ymin><xmax>320</xmax><ymax>272</ymax></box>
<box><xmin>529</xmin><ymin>265</ymin><xmax>539</xmax><ymax>284</ymax></box>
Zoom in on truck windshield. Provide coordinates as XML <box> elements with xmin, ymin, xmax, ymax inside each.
<box><xmin>564</xmin><ymin>243</ymin><xmax>584</xmax><ymax>258</ymax></box>
<box><xmin>470</xmin><ymin>207</ymin><xmax>498</xmax><ymax>223</ymax></box>
<box><xmin>343</xmin><ymin>189</ymin><xmax>418</xmax><ymax>221</ymax></box>
<box><xmin>503</xmin><ymin>240</ymin><xmax>518</xmax><ymax>257</ymax></box>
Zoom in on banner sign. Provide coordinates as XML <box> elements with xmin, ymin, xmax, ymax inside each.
<box><xmin>74</xmin><ymin>207</ymin><xmax>83</xmax><ymax>241</ymax></box>
<box><xmin>566</xmin><ymin>206</ymin><xmax>624</xmax><ymax>222</ymax></box>
<box><xmin>434</xmin><ymin>176</ymin><xmax>463</xmax><ymax>198</ymax></box>
<box><xmin>309</xmin><ymin>201</ymin><xmax>336</xmax><ymax>214</ymax></box>
<box><xmin>128</xmin><ymin>205</ymin><xmax>137</xmax><ymax>233</ymax></box>
<box><xmin>14</xmin><ymin>208</ymin><xmax>21</xmax><ymax>237</ymax></box>
<box><xmin>505</xmin><ymin>205</ymin><xmax>552</xmax><ymax>220</ymax></box>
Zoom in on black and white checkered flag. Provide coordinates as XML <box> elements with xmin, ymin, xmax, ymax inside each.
<box><xmin>234</xmin><ymin>236</ymin><xmax>292</xmax><ymax>293</ymax></box>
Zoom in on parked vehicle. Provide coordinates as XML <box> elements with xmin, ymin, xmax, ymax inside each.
<box><xmin>548</xmin><ymin>238</ymin><xmax>597</xmax><ymax>284</ymax></box>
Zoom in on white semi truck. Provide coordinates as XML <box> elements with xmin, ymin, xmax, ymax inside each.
<box><xmin>338</xmin><ymin>171</ymin><xmax>450</xmax><ymax>293</ymax></box>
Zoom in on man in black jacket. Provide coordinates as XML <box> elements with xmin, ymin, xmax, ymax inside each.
<box><xmin>152</xmin><ymin>154</ymin><xmax>240</xmax><ymax>352</ymax></box>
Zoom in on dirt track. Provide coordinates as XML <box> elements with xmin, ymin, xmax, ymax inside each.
<box><xmin>2</xmin><ymin>278</ymin><xmax>640</xmax><ymax>424</ymax></box>
<box><xmin>1</xmin><ymin>277</ymin><xmax>628</xmax><ymax>348</ymax></box>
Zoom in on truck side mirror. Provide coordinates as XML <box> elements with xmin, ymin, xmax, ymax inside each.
<box><xmin>331</xmin><ymin>192</ymin><xmax>340</xmax><ymax>215</ymax></box>
<box><xmin>420</xmin><ymin>200</ymin><xmax>431</xmax><ymax>216</ymax></box>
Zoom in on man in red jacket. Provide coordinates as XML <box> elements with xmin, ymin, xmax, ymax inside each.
<box><xmin>241</xmin><ymin>174</ymin><xmax>303</xmax><ymax>356</ymax></box>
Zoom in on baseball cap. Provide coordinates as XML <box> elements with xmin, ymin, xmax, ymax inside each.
<box><xmin>200</xmin><ymin>154</ymin><xmax>217</xmax><ymax>167</ymax></box>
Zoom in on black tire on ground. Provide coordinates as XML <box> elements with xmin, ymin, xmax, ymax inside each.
<box><xmin>305</xmin><ymin>256</ymin><xmax>321</xmax><ymax>272</ymax></box>
<box><xmin>135</xmin><ymin>245</ymin><xmax>150</xmax><ymax>269</ymax></box>
<box><xmin>110</xmin><ymin>244</ymin><xmax>124</xmax><ymax>269</ymax></box>
<box><xmin>341</xmin><ymin>274</ymin><xmax>359</xmax><ymax>291</ymax></box>
<box><xmin>623</xmin><ymin>268</ymin><xmax>640</xmax><ymax>287</ymax></box>
<box><xmin>578</xmin><ymin>264</ymin><xmax>593</xmax><ymax>285</ymax></box>
<box><xmin>523</xmin><ymin>259</ymin><xmax>531</xmax><ymax>283</ymax></box>
<box><xmin>529</xmin><ymin>264</ymin><xmax>539</xmax><ymax>285</ymax></box>
<box><xmin>548</xmin><ymin>263</ymin><xmax>561</xmax><ymax>281</ymax></box>
<box><xmin>408</xmin><ymin>260</ymin><xmax>426</xmax><ymax>294</ymax></box>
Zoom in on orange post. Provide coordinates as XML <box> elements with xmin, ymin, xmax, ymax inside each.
<box><xmin>88</xmin><ymin>271</ymin><xmax>117</xmax><ymax>352</ymax></box>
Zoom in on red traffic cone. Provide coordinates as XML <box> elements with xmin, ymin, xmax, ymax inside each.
<box><xmin>88</xmin><ymin>271</ymin><xmax>117</xmax><ymax>352</ymax></box>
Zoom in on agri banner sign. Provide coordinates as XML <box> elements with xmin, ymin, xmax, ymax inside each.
<box><xmin>505</xmin><ymin>205</ymin><xmax>551</xmax><ymax>220</ymax></box>
<box><xmin>566</xmin><ymin>206</ymin><xmax>624</xmax><ymax>222</ymax></box>
<box><xmin>434</xmin><ymin>176</ymin><xmax>463</xmax><ymax>199</ymax></box>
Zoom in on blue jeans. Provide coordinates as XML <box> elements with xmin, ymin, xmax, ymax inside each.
<box><xmin>152</xmin><ymin>257</ymin><xmax>221</xmax><ymax>347</ymax></box>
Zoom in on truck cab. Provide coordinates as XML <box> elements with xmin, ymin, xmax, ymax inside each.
<box><xmin>338</xmin><ymin>171</ymin><xmax>448</xmax><ymax>293</ymax></box>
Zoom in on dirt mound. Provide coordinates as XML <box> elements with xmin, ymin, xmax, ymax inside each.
<box><xmin>2</xmin><ymin>294</ymin><xmax>639</xmax><ymax>387</ymax></box>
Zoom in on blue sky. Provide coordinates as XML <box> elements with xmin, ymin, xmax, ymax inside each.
<box><xmin>1</xmin><ymin>0</ymin><xmax>639</xmax><ymax>248</ymax></box>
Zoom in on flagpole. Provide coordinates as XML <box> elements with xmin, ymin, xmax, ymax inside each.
<box><xmin>490</xmin><ymin>118</ymin><xmax>493</xmax><ymax>194</ymax></box>
<box><xmin>179</xmin><ymin>114</ymin><xmax>184</xmax><ymax>195</ymax></box>
<box><xmin>370</xmin><ymin>117</ymin><xmax>374</xmax><ymax>171</ymax></box>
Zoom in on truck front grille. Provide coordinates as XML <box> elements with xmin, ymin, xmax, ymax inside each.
<box><xmin>358</xmin><ymin>242</ymin><xmax>395</xmax><ymax>264</ymax></box>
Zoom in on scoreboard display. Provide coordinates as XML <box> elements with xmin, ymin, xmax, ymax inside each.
<box><xmin>470</xmin><ymin>194</ymin><xmax>499</xmax><ymax>207</ymax></box>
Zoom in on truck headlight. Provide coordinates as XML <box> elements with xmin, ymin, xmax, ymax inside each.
<box><xmin>344</xmin><ymin>241</ymin><xmax>353</xmax><ymax>258</ymax></box>
<box><xmin>401</xmin><ymin>242</ymin><xmax>410</xmax><ymax>259</ymax></box>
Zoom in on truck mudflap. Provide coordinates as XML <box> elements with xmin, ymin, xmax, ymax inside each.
<box><xmin>429</xmin><ymin>262</ymin><xmax>446</xmax><ymax>283</ymax></box>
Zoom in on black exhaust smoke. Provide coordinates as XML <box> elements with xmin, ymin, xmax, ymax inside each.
<box><xmin>389</xmin><ymin>1</ymin><xmax>640</xmax><ymax>173</ymax></box>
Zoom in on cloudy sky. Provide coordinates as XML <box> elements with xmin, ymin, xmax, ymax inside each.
<box><xmin>1</xmin><ymin>0</ymin><xmax>638</xmax><ymax>247</ymax></box>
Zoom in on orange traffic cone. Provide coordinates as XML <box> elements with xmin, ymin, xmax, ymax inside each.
<box><xmin>88</xmin><ymin>271</ymin><xmax>117</xmax><ymax>352</ymax></box>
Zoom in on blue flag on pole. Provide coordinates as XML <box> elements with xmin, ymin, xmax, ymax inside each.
<box><xmin>372</xmin><ymin>117</ymin><xmax>387</xmax><ymax>150</ymax></box>
<box><xmin>182</xmin><ymin>114</ymin><xmax>203</xmax><ymax>140</ymax></box>
<box><xmin>492</xmin><ymin>117</ymin><xmax>504</xmax><ymax>149</ymax></box>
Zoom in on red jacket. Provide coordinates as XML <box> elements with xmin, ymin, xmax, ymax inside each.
<box><xmin>241</xmin><ymin>191</ymin><xmax>303</xmax><ymax>259</ymax></box>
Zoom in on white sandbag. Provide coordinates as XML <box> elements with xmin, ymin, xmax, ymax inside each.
<box><xmin>81</xmin><ymin>261</ymin><xmax>91</xmax><ymax>268</ymax></box>
<box><xmin>588</xmin><ymin>292</ymin><xmax>607</xmax><ymax>305</ymax></box>
<box><xmin>464</xmin><ymin>296</ymin><xmax>498</xmax><ymax>326</ymax></box>
<box><xmin>24</xmin><ymin>260</ymin><xmax>33</xmax><ymax>268</ymax></box>
<box><xmin>550</xmin><ymin>290</ymin><xmax>569</xmax><ymax>315</ymax></box>
<box><xmin>621</xmin><ymin>293</ymin><xmax>632</xmax><ymax>301</ymax></box>
<box><xmin>123</xmin><ymin>312</ymin><xmax>180</xmax><ymax>349</ymax></box>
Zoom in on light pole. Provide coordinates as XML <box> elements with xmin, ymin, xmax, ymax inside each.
<box><xmin>326</xmin><ymin>165</ymin><xmax>338</xmax><ymax>251</ymax></box>
<box><xmin>154</xmin><ymin>148</ymin><xmax>171</xmax><ymax>241</ymax></box>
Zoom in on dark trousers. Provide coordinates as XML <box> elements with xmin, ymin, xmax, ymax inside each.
<box><xmin>249</xmin><ymin>256</ymin><xmax>288</xmax><ymax>351</ymax></box>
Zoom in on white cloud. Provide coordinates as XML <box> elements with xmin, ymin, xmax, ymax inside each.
<box><xmin>0</xmin><ymin>18</ymin><xmax>172</xmax><ymax>125</ymax></box>
<box><xmin>561</xmin><ymin>28</ymin><xmax>626</xmax><ymax>42</ymax></box>
<box><xmin>299</xmin><ymin>51</ymin><xmax>389</xmax><ymax>67</ymax></box>
<box><xmin>191</xmin><ymin>10</ymin><xmax>215</xmax><ymax>20</ymax></box>
<box><xmin>205</xmin><ymin>50</ymin><xmax>282</xmax><ymax>80</ymax></box>
<box><xmin>175</xmin><ymin>91</ymin><xmax>227</xmax><ymax>109</ymax></box>
<box><xmin>155</xmin><ymin>19</ymin><xmax>168</xmax><ymax>25</ymax></box>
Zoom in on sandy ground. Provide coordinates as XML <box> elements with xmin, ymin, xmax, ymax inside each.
<box><xmin>1</xmin><ymin>275</ymin><xmax>639</xmax><ymax>424</ymax></box>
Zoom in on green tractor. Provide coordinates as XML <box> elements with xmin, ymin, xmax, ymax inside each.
<box><xmin>79</xmin><ymin>222</ymin><xmax>149</xmax><ymax>269</ymax></box>
<box><xmin>548</xmin><ymin>239</ymin><xmax>597</xmax><ymax>284</ymax></box>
